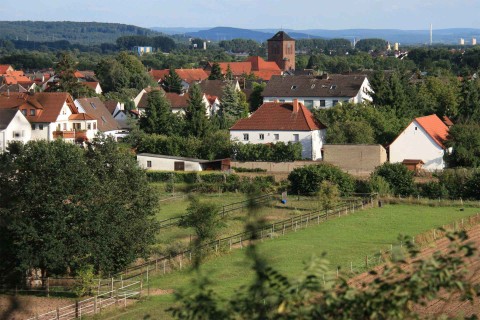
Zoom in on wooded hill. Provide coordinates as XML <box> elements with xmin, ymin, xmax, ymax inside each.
<box><xmin>0</xmin><ymin>21</ymin><xmax>160</xmax><ymax>45</ymax></box>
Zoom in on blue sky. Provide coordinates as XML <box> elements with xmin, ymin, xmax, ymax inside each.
<box><xmin>1</xmin><ymin>0</ymin><xmax>479</xmax><ymax>30</ymax></box>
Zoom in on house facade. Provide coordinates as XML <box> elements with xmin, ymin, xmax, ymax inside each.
<box><xmin>389</xmin><ymin>114</ymin><xmax>449</xmax><ymax>171</ymax></box>
<box><xmin>0</xmin><ymin>92</ymin><xmax>98</xmax><ymax>142</ymax></box>
<box><xmin>230</xmin><ymin>100</ymin><xmax>327</xmax><ymax>160</ymax></box>
<box><xmin>0</xmin><ymin>109</ymin><xmax>32</xmax><ymax>152</ymax></box>
<box><xmin>262</xmin><ymin>74</ymin><xmax>372</xmax><ymax>109</ymax></box>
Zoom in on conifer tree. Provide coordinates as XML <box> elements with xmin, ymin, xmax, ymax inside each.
<box><xmin>208</xmin><ymin>62</ymin><xmax>223</xmax><ymax>80</ymax></box>
<box><xmin>184</xmin><ymin>84</ymin><xmax>209</xmax><ymax>137</ymax></box>
<box><xmin>225</xmin><ymin>64</ymin><xmax>234</xmax><ymax>80</ymax></box>
<box><xmin>163</xmin><ymin>68</ymin><xmax>183</xmax><ymax>93</ymax></box>
<box><xmin>219</xmin><ymin>81</ymin><xmax>245</xmax><ymax>128</ymax></box>
<box><xmin>139</xmin><ymin>90</ymin><xmax>180</xmax><ymax>135</ymax></box>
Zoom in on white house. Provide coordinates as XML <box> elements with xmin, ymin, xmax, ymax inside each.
<box><xmin>262</xmin><ymin>74</ymin><xmax>372</xmax><ymax>109</ymax></box>
<box><xmin>0</xmin><ymin>92</ymin><xmax>98</xmax><ymax>142</ymax></box>
<box><xmin>230</xmin><ymin>99</ymin><xmax>327</xmax><ymax>160</ymax></box>
<box><xmin>75</xmin><ymin>97</ymin><xmax>122</xmax><ymax>139</ymax></box>
<box><xmin>389</xmin><ymin>114</ymin><xmax>450</xmax><ymax>171</ymax></box>
<box><xmin>137</xmin><ymin>153</ymin><xmax>231</xmax><ymax>171</ymax></box>
<box><xmin>0</xmin><ymin>109</ymin><xmax>31</xmax><ymax>152</ymax></box>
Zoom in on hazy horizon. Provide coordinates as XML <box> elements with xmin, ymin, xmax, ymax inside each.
<box><xmin>1</xmin><ymin>0</ymin><xmax>479</xmax><ymax>30</ymax></box>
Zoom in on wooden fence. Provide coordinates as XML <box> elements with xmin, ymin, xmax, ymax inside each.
<box><xmin>116</xmin><ymin>194</ymin><xmax>377</xmax><ymax>280</ymax></box>
<box><xmin>26</xmin><ymin>279</ymin><xmax>142</xmax><ymax>320</ymax></box>
<box><xmin>157</xmin><ymin>193</ymin><xmax>274</xmax><ymax>230</ymax></box>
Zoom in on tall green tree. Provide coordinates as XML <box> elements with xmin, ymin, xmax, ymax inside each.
<box><xmin>184</xmin><ymin>84</ymin><xmax>209</xmax><ymax>138</ymax></box>
<box><xmin>459</xmin><ymin>78</ymin><xmax>480</xmax><ymax>122</ymax></box>
<box><xmin>444</xmin><ymin>123</ymin><xmax>480</xmax><ymax>168</ymax></box>
<box><xmin>208</xmin><ymin>62</ymin><xmax>223</xmax><ymax>80</ymax></box>
<box><xmin>139</xmin><ymin>90</ymin><xmax>183</xmax><ymax>135</ymax></box>
<box><xmin>162</xmin><ymin>68</ymin><xmax>183</xmax><ymax>93</ymax></box>
<box><xmin>0</xmin><ymin>139</ymin><xmax>157</xmax><ymax>284</ymax></box>
<box><xmin>249</xmin><ymin>82</ymin><xmax>265</xmax><ymax>112</ymax></box>
<box><xmin>219</xmin><ymin>81</ymin><xmax>245</xmax><ymax>128</ymax></box>
<box><xmin>54</xmin><ymin>52</ymin><xmax>94</xmax><ymax>99</ymax></box>
<box><xmin>225</xmin><ymin>64</ymin><xmax>234</xmax><ymax>80</ymax></box>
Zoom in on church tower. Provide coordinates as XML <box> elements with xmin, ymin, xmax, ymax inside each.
<box><xmin>267</xmin><ymin>31</ymin><xmax>295</xmax><ymax>71</ymax></box>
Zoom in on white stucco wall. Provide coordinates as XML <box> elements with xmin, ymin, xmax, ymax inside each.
<box><xmin>0</xmin><ymin>111</ymin><xmax>32</xmax><ymax>152</ymax></box>
<box><xmin>137</xmin><ymin>155</ymin><xmax>203</xmax><ymax>171</ymax></box>
<box><xmin>230</xmin><ymin>129</ymin><xmax>325</xmax><ymax>160</ymax></box>
<box><xmin>389</xmin><ymin>121</ymin><xmax>445</xmax><ymax>171</ymax></box>
<box><xmin>30</xmin><ymin>122</ymin><xmax>51</xmax><ymax>140</ymax></box>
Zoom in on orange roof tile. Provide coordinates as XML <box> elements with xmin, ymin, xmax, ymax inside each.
<box><xmin>230</xmin><ymin>100</ymin><xmax>326</xmax><ymax>131</ymax></box>
<box><xmin>74</xmin><ymin>71</ymin><xmax>85</xmax><ymax>78</ymax></box>
<box><xmin>82</xmin><ymin>82</ymin><xmax>100</xmax><ymax>90</ymax></box>
<box><xmin>217</xmin><ymin>62</ymin><xmax>252</xmax><ymax>76</ymax></box>
<box><xmin>164</xmin><ymin>92</ymin><xmax>189</xmax><ymax>109</ymax></box>
<box><xmin>149</xmin><ymin>69</ymin><xmax>208</xmax><ymax>83</ymax></box>
<box><xmin>414</xmin><ymin>114</ymin><xmax>449</xmax><ymax>148</ymax></box>
<box><xmin>0</xmin><ymin>65</ymin><xmax>13</xmax><ymax>74</ymax></box>
<box><xmin>0</xmin><ymin>92</ymin><xmax>76</xmax><ymax>123</ymax></box>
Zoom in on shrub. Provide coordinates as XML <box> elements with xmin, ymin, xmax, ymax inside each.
<box><xmin>371</xmin><ymin>163</ymin><xmax>415</xmax><ymax>196</ymax></box>
<box><xmin>288</xmin><ymin>163</ymin><xmax>355</xmax><ymax>195</ymax></box>
<box><xmin>464</xmin><ymin>171</ymin><xmax>480</xmax><ymax>200</ymax></box>
<box><xmin>417</xmin><ymin>181</ymin><xmax>449</xmax><ymax>199</ymax></box>
<box><xmin>436</xmin><ymin>168</ymin><xmax>473</xmax><ymax>199</ymax></box>
<box><xmin>368</xmin><ymin>175</ymin><xmax>392</xmax><ymax>196</ymax></box>
<box><xmin>73</xmin><ymin>265</ymin><xmax>95</xmax><ymax>297</ymax></box>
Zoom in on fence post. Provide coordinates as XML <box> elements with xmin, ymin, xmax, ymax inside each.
<box><xmin>110</xmin><ymin>278</ymin><xmax>113</xmax><ymax>298</ymax></box>
<box><xmin>163</xmin><ymin>259</ymin><xmax>166</xmax><ymax>275</ymax></box>
<box><xmin>282</xmin><ymin>223</ymin><xmax>285</xmax><ymax>235</ymax></box>
<box><xmin>155</xmin><ymin>259</ymin><xmax>158</xmax><ymax>272</ymax></box>
<box><xmin>97</xmin><ymin>279</ymin><xmax>101</xmax><ymax>295</ymax></box>
<box><xmin>56</xmin><ymin>307</ymin><xmax>60</xmax><ymax>320</ymax></box>
<box><xmin>75</xmin><ymin>301</ymin><xmax>79</xmax><ymax>318</ymax></box>
<box><xmin>140</xmin><ymin>279</ymin><xmax>143</xmax><ymax>298</ymax></box>
<box><xmin>46</xmin><ymin>277</ymin><xmax>50</xmax><ymax>297</ymax></box>
<box><xmin>94</xmin><ymin>296</ymin><xmax>97</xmax><ymax>315</ymax></box>
<box><xmin>146</xmin><ymin>266</ymin><xmax>150</xmax><ymax>296</ymax></box>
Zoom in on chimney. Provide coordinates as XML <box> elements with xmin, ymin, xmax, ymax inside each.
<box><xmin>293</xmin><ymin>99</ymin><xmax>299</xmax><ymax>113</ymax></box>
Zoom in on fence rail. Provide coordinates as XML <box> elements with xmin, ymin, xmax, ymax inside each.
<box><xmin>157</xmin><ymin>193</ymin><xmax>274</xmax><ymax>229</ymax></box>
<box><xmin>116</xmin><ymin>194</ymin><xmax>376</xmax><ymax>280</ymax></box>
<box><xmin>26</xmin><ymin>279</ymin><xmax>142</xmax><ymax>320</ymax></box>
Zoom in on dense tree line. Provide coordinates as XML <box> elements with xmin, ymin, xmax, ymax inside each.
<box><xmin>0</xmin><ymin>138</ymin><xmax>157</xmax><ymax>285</ymax></box>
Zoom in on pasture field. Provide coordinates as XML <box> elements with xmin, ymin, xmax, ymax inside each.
<box><xmin>98</xmin><ymin>203</ymin><xmax>480</xmax><ymax>320</ymax></box>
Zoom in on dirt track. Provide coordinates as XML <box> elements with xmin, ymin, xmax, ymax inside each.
<box><xmin>0</xmin><ymin>295</ymin><xmax>74</xmax><ymax>320</ymax></box>
<box><xmin>350</xmin><ymin>225</ymin><xmax>480</xmax><ymax>318</ymax></box>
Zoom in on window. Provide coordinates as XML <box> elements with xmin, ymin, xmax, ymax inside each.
<box><xmin>12</xmin><ymin>131</ymin><xmax>21</xmax><ymax>138</ymax></box>
<box><xmin>174</xmin><ymin>161</ymin><xmax>185</xmax><ymax>171</ymax></box>
<box><xmin>330</xmin><ymin>85</ymin><xmax>337</xmax><ymax>90</ymax></box>
<box><xmin>63</xmin><ymin>123</ymin><xmax>67</xmax><ymax>130</ymax></box>
<box><xmin>259</xmin><ymin>133</ymin><xmax>265</xmax><ymax>140</ymax></box>
<box><xmin>21</xmin><ymin>109</ymin><xmax>27</xmax><ymax>116</ymax></box>
<box><xmin>31</xmin><ymin>124</ymin><xmax>36</xmax><ymax>130</ymax></box>
<box><xmin>74</xmin><ymin>123</ymin><xmax>81</xmax><ymax>130</ymax></box>
<box><xmin>39</xmin><ymin>124</ymin><xmax>43</xmax><ymax>130</ymax></box>
<box><xmin>147</xmin><ymin>161</ymin><xmax>152</xmax><ymax>168</ymax></box>
<box><xmin>332</xmin><ymin>100</ymin><xmax>339</xmax><ymax>106</ymax></box>
<box><xmin>243</xmin><ymin>133</ymin><xmax>249</xmax><ymax>141</ymax></box>
<box><xmin>90</xmin><ymin>102</ymin><xmax>96</xmax><ymax>109</ymax></box>
<box><xmin>293</xmin><ymin>134</ymin><xmax>299</xmax><ymax>142</ymax></box>
<box><xmin>93</xmin><ymin>122</ymin><xmax>97</xmax><ymax>130</ymax></box>
<box><xmin>87</xmin><ymin>123</ymin><xmax>91</xmax><ymax>130</ymax></box>
<box><xmin>279</xmin><ymin>99</ymin><xmax>285</xmax><ymax>103</ymax></box>
<box><xmin>320</xmin><ymin>100</ymin><xmax>326</xmax><ymax>107</ymax></box>
<box><xmin>304</xmin><ymin>100</ymin><xmax>314</xmax><ymax>110</ymax></box>
<box><xmin>415</xmin><ymin>126</ymin><xmax>418</xmax><ymax>131</ymax></box>
<box><xmin>291</xmin><ymin>85</ymin><xmax>297</xmax><ymax>90</ymax></box>
<box><xmin>30</xmin><ymin>109</ymin><xmax>35</xmax><ymax>116</ymax></box>
<box><xmin>274</xmin><ymin>134</ymin><xmax>279</xmax><ymax>140</ymax></box>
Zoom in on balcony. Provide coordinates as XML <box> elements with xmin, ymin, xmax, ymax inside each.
<box><xmin>53</xmin><ymin>130</ymin><xmax>88</xmax><ymax>141</ymax></box>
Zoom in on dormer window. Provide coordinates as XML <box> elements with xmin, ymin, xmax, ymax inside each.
<box><xmin>21</xmin><ymin>109</ymin><xmax>27</xmax><ymax>116</ymax></box>
<box><xmin>291</xmin><ymin>85</ymin><xmax>297</xmax><ymax>90</ymax></box>
<box><xmin>90</xmin><ymin>102</ymin><xmax>96</xmax><ymax>109</ymax></box>
<box><xmin>30</xmin><ymin>109</ymin><xmax>35</xmax><ymax>116</ymax></box>
<box><xmin>330</xmin><ymin>85</ymin><xmax>337</xmax><ymax>90</ymax></box>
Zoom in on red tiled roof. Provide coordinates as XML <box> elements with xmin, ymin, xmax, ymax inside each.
<box><xmin>0</xmin><ymin>65</ymin><xmax>13</xmax><ymax>74</ymax></box>
<box><xmin>442</xmin><ymin>116</ymin><xmax>454</xmax><ymax>126</ymax></box>
<box><xmin>0</xmin><ymin>92</ymin><xmax>77</xmax><ymax>123</ymax></box>
<box><xmin>208</xmin><ymin>57</ymin><xmax>281</xmax><ymax>81</ymax></box>
<box><xmin>104</xmin><ymin>100</ymin><xmax>119</xmax><ymax>114</ymax></box>
<box><xmin>69</xmin><ymin>113</ymin><xmax>96</xmax><ymax>120</ymax></box>
<box><xmin>164</xmin><ymin>92</ymin><xmax>189</xmax><ymax>109</ymax></box>
<box><xmin>149</xmin><ymin>69</ymin><xmax>208</xmax><ymax>83</ymax></box>
<box><xmin>206</xmin><ymin>94</ymin><xmax>218</xmax><ymax>105</ymax></box>
<box><xmin>82</xmin><ymin>82</ymin><xmax>100</xmax><ymax>90</ymax></box>
<box><xmin>230</xmin><ymin>100</ymin><xmax>326</xmax><ymax>131</ymax></box>
<box><xmin>3</xmin><ymin>71</ymin><xmax>31</xmax><ymax>85</ymax></box>
<box><xmin>74</xmin><ymin>71</ymin><xmax>85</xmax><ymax>78</ymax></box>
<box><xmin>414</xmin><ymin>114</ymin><xmax>449</xmax><ymax>148</ymax></box>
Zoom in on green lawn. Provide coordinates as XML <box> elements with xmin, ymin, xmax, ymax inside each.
<box><xmin>98</xmin><ymin>203</ymin><xmax>480</xmax><ymax>320</ymax></box>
